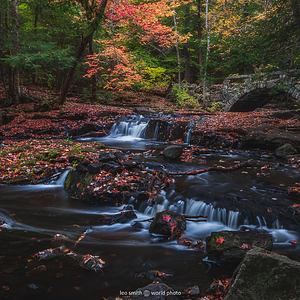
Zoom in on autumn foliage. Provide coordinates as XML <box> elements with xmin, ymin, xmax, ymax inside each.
<box><xmin>85</xmin><ymin>0</ymin><xmax>189</xmax><ymax>89</ymax></box>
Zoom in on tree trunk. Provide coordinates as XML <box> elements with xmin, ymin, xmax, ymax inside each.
<box><xmin>59</xmin><ymin>0</ymin><xmax>108</xmax><ymax>105</ymax></box>
<box><xmin>183</xmin><ymin>43</ymin><xmax>193</xmax><ymax>82</ymax></box>
<box><xmin>202</xmin><ymin>0</ymin><xmax>210</xmax><ymax>105</ymax></box>
<box><xmin>291</xmin><ymin>0</ymin><xmax>300</xmax><ymax>27</ymax></box>
<box><xmin>197</xmin><ymin>0</ymin><xmax>203</xmax><ymax>80</ymax></box>
<box><xmin>8</xmin><ymin>0</ymin><xmax>20</xmax><ymax>104</ymax></box>
<box><xmin>183</xmin><ymin>5</ymin><xmax>193</xmax><ymax>83</ymax></box>
<box><xmin>173</xmin><ymin>12</ymin><xmax>181</xmax><ymax>86</ymax></box>
<box><xmin>89</xmin><ymin>37</ymin><xmax>97</xmax><ymax>101</ymax></box>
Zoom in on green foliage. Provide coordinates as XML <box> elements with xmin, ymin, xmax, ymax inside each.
<box><xmin>207</xmin><ymin>101</ymin><xmax>223</xmax><ymax>113</ymax></box>
<box><xmin>171</xmin><ymin>84</ymin><xmax>199</xmax><ymax>108</ymax></box>
<box><xmin>36</xmin><ymin>149</ymin><xmax>60</xmax><ymax>161</ymax></box>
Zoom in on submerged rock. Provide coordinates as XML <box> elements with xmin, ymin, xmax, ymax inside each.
<box><xmin>275</xmin><ymin>143</ymin><xmax>298</xmax><ymax>158</ymax></box>
<box><xmin>163</xmin><ymin>145</ymin><xmax>184</xmax><ymax>160</ymax></box>
<box><xmin>149</xmin><ymin>210</ymin><xmax>186</xmax><ymax>239</ymax></box>
<box><xmin>206</xmin><ymin>231</ymin><xmax>273</xmax><ymax>262</ymax></box>
<box><xmin>225</xmin><ymin>248</ymin><xmax>300</xmax><ymax>300</ymax></box>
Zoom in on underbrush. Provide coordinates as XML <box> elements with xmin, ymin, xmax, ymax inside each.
<box><xmin>170</xmin><ymin>84</ymin><xmax>199</xmax><ymax>109</ymax></box>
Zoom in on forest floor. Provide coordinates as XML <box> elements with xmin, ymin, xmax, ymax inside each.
<box><xmin>0</xmin><ymin>86</ymin><xmax>300</xmax><ymax>184</ymax></box>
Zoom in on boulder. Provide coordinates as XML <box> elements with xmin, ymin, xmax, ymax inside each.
<box><xmin>206</xmin><ymin>231</ymin><xmax>273</xmax><ymax>262</ymax></box>
<box><xmin>275</xmin><ymin>143</ymin><xmax>298</xmax><ymax>158</ymax></box>
<box><xmin>149</xmin><ymin>210</ymin><xmax>186</xmax><ymax>239</ymax></box>
<box><xmin>242</xmin><ymin>130</ymin><xmax>300</xmax><ymax>151</ymax></box>
<box><xmin>163</xmin><ymin>145</ymin><xmax>184</xmax><ymax>160</ymax></box>
<box><xmin>225</xmin><ymin>248</ymin><xmax>300</xmax><ymax>300</ymax></box>
<box><xmin>98</xmin><ymin>151</ymin><xmax>118</xmax><ymax>162</ymax></box>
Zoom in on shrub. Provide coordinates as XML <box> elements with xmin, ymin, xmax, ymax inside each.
<box><xmin>171</xmin><ymin>84</ymin><xmax>199</xmax><ymax>108</ymax></box>
<box><xmin>207</xmin><ymin>101</ymin><xmax>223</xmax><ymax>112</ymax></box>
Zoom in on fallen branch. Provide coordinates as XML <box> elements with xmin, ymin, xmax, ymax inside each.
<box><xmin>168</xmin><ymin>159</ymin><xmax>257</xmax><ymax>176</ymax></box>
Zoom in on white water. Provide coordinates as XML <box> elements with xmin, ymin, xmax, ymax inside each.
<box><xmin>142</xmin><ymin>194</ymin><xmax>298</xmax><ymax>244</ymax></box>
<box><xmin>143</xmin><ymin>195</ymin><xmax>240</xmax><ymax>229</ymax></box>
<box><xmin>184</xmin><ymin>121</ymin><xmax>195</xmax><ymax>145</ymax></box>
<box><xmin>107</xmin><ymin>115</ymin><xmax>149</xmax><ymax>140</ymax></box>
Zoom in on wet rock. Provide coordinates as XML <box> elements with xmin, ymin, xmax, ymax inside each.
<box><xmin>225</xmin><ymin>248</ymin><xmax>300</xmax><ymax>300</ymax></box>
<box><xmin>98</xmin><ymin>151</ymin><xmax>118</xmax><ymax>162</ymax></box>
<box><xmin>134</xmin><ymin>282</ymin><xmax>179</xmax><ymax>299</ymax></box>
<box><xmin>33</xmin><ymin>246</ymin><xmax>67</xmax><ymax>261</ymax></box>
<box><xmin>163</xmin><ymin>145</ymin><xmax>184</xmax><ymax>160</ymax></box>
<box><xmin>206</xmin><ymin>231</ymin><xmax>272</xmax><ymax>263</ymax></box>
<box><xmin>177</xmin><ymin>238</ymin><xmax>206</xmax><ymax>251</ymax></box>
<box><xmin>135</xmin><ymin>270</ymin><xmax>173</xmax><ymax>281</ymax></box>
<box><xmin>149</xmin><ymin>210</ymin><xmax>186</xmax><ymax>239</ymax></box>
<box><xmin>86</xmin><ymin>163</ymin><xmax>102</xmax><ymax>174</ymax></box>
<box><xmin>66</xmin><ymin>253</ymin><xmax>105</xmax><ymax>272</ymax></box>
<box><xmin>101</xmin><ymin>162</ymin><xmax>122</xmax><ymax>173</ymax></box>
<box><xmin>32</xmin><ymin>247</ymin><xmax>105</xmax><ymax>272</ymax></box>
<box><xmin>275</xmin><ymin>143</ymin><xmax>298</xmax><ymax>158</ymax></box>
<box><xmin>183</xmin><ymin>285</ymin><xmax>200</xmax><ymax>296</ymax></box>
<box><xmin>242</xmin><ymin>130</ymin><xmax>300</xmax><ymax>150</ymax></box>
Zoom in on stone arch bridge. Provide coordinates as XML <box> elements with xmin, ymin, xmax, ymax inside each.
<box><xmin>222</xmin><ymin>70</ymin><xmax>300</xmax><ymax>111</ymax></box>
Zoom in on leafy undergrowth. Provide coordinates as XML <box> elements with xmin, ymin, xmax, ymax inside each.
<box><xmin>0</xmin><ymin>139</ymin><xmax>106</xmax><ymax>184</ymax></box>
<box><xmin>0</xmin><ymin>101</ymin><xmax>132</xmax><ymax>139</ymax></box>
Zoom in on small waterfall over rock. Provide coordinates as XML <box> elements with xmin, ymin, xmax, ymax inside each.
<box><xmin>184</xmin><ymin>199</ymin><xmax>240</xmax><ymax>229</ymax></box>
<box><xmin>143</xmin><ymin>195</ymin><xmax>241</xmax><ymax>229</ymax></box>
<box><xmin>184</xmin><ymin>121</ymin><xmax>195</xmax><ymax>145</ymax></box>
<box><xmin>108</xmin><ymin>115</ymin><xmax>149</xmax><ymax>139</ymax></box>
<box><xmin>105</xmin><ymin>114</ymin><xmax>196</xmax><ymax>143</ymax></box>
<box><xmin>142</xmin><ymin>194</ymin><xmax>285</xmax><ymax>230</ymax></box>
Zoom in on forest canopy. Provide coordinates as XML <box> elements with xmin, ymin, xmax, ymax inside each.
<box><xmin>0</xmin><ymin>0</ymin><xmax>300</xmax><ymax>104</ymax></box>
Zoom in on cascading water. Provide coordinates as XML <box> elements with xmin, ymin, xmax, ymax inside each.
<box><xmin>184</xmin><ymin>121</ymin><xmax>195</xmax><ymax>145</ymax></box>
<box><xmin>143</xmin><ymin>195</ymin><xmax>241</xmax><ymax>229</ymax></box>
<box><xmin>107</xmin><ymin>115</ymin><xmax>149</xmax><ymax>139</ymax></box>
<box><xmin>142</xmin><ymin>194</ymin><xmax>285</xmax><ymax>231</ymax></box>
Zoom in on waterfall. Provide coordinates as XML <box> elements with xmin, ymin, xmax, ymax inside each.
<box><xmin>184</xmin><ymin>199</ymin><xmax>240</xmax><ymax>229</ymax></box>
<box><xmin>0</xmin><ymin>210</ymin><xmax>14</xmax><ymax>229</ymax></box>
<box><xmin>143</xmin><ymin>197</ymin><xmax>240</xmax><ymax>229</ymax></box>
<box><xmin>55</xmin><ymin>169</ymin><xmax>70</xmax><ymax>186</ymax></box>
<box><xmin>184</xmin><ymin>121</ymin><xmax>195</xmax><ymax>145</ymax></box>
<box><xmin>256</xmin><ymin>216</ymin><xmax>267</xmax><ymax>228</ymax></box>
<box><xmin>153</xmin><ymin>122</ymin><xmax>160</xmax><ymax>140</ymax></box>
<box><xmin>108</xmin><ymin>115</ymin><xmax>149</xmax><ymax>139</ymax></box>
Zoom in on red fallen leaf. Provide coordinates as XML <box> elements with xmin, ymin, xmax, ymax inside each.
<box><xmin>215</xmin><ymin>236</ymin><xmax>225</xmax><ymax>246</ymax></box>
<box><xmin>162</xmin><ymin>214</ymin><xmax>172</xmax><ymax>223</ymax></box>
<box><xmin>290</xmin><ymin>240</ymin><xmax>298</xmax><ymax>246</ymax></box>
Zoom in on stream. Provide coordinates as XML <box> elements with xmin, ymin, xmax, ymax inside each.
<box><xmin>0</xmin><ymin>115</ymin><xmax>300</xmax><ymax>299</ymax></box>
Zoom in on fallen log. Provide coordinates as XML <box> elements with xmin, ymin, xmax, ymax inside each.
<box><xmin>168</xmin><ymin>159</ymin><xmax>257</xmax><ymax>176</ymax></box>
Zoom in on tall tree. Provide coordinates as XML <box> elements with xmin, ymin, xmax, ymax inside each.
<box><xmin>59</xmin><ymin>0</ymin><xmax>108</xmax><ymax>105</ymax></box>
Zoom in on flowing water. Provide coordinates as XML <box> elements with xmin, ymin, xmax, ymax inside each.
<box><xmin>1</xmin><ymin>115</ymin><xmax>300</xmax><ymax>299</ymax></box>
